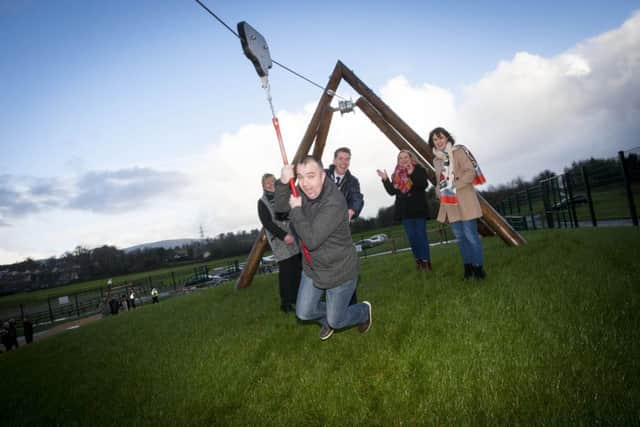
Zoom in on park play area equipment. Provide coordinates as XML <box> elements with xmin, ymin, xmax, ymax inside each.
<box><xmin>233</xmin><ymin>22</ymin><xmax>526</xmax><ymax>289</ymax></box>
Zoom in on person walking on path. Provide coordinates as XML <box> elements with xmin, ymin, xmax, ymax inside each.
<box><xmin>377</xmin><ymin>150</ymin><xmax>433</xmax><ymax>272</ymax></box>
<box><xmin>275</xmin><ymin>156</ymin><xmax>372</xmax><ymax>341</ymax></box>
<box><xmin>429</xmin><ymin>126</ymin><xmax>487</xmax><ymax>280</ymax></box>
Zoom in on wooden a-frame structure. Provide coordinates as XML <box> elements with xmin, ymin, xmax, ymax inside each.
<box><xmin>236</xmin><ymin>60</ymin><xmax>526</xmax><ymax>289</ymax></box>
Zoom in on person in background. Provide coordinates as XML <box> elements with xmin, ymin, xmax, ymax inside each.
<box><xmin>128</xmin><ymin>287</ymin><xmax>137</xmax><ymax>309</ymax></box>
<box><xmin>276</xmin><ymin>156</ymin><xmax>372</xmax><ymax>340</ymax></box>
<box><xmin>257</xmin><ymin>173</ymin><xmax>301</xmax><ymax>313</ymax></box>
<box><xmin>325</xmin><ymin>147</ymin><xmax>364</xmax><ymax>221</ymax></box>
<box><xmin>377</xmin><ymin>150</ymin><xmax>433</xmax><ymax>271</ymax></box>
<box><xmin>151</xmin><ymin>287</ymin><xmax>159</xmax><ymax>304</ymax></box>
<box><xmin>7</xmin><ymin>318</ymin><xmax>19</xmax><ymax>349</ymax></box>
<box><xmin>429</xmin><ymin>126</ymin><xmax>487</xmax><ymax>280</ymax></box>
<box><xmin>325</xmin><ymin>147</ymin><xmax>364</xmax><ymax>305</ymax></box>
<box><xmin>109</xmin><ymin>297</ymin><xmax>120</xmax><ymax>315</ymax></box>
<box><xmin>120</xmin><ymin>294</ymin><xmax>129</xmax><ymax>312</ymax></box>
<box><xmin>1</xmin><ymin>322</ymin><xmax>10</xmax><ymax>351</ymax></box>
<box><xmin>23</xmin><ymin>316</ymin><xmax>34</xmax><ymax>344</ymax></box>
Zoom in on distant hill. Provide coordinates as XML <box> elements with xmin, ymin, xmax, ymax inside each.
<box><xmin>123</xmin><ymin>238</ymin><xmax>202</xmax><ymax>253</ymax></box>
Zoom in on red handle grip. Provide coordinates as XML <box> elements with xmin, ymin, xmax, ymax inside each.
<box><xmin>288</xmin><ymin>178</ymin><xmax>298</xmax><ymax>197</ymax></box>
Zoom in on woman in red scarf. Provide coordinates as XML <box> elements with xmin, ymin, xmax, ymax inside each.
<box><xmin>429</xmin><ymin>127</ymin><xmax>486</xmax><ymax>280</ymax></box>
<box><xmin>377</xmin><ymin>150</ymin><xmax>432</xmax><ymax>271</ymax></box>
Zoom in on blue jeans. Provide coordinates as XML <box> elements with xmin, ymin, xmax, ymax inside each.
<box><xmin>402</xmin><ymin>218</ymin><xmax>431</xmax><ymax>261</ymax></box>
<box><xmin>296</xmin><ymin>272</ymin><xmax>369</xmax><ymax>329</ymax></box>
<box><xmin>450</xmin><ymin>219</ymin><xmax>484</xmax><ymax>266</ymax></box>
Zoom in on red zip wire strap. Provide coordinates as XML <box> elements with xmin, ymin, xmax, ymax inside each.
<box><xmin>264</xmin><ymin>82</ymin><xmax>312</xmax><ymax>266</ymax></box>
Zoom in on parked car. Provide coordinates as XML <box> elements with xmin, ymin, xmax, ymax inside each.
<box><xmin>261</xmin><ymin>255</ymin><xmax>277</xmax><ymax>265</ymax></box>
<box><xmin>368</xmin><ymin>234</ymin><xmax>389</xmax><ymax>245</ymax></box>
<box><xmin>183</xmin><ymin>274</ymin><xmax>211</xmax><ymax>288</ymax></box>
<box><xmin>552</xmin><ymin>194</ymin><xmax>588</xmax><ymax>210</ymax></box>
<box><xmin>354</xmin><ymin>239</ymin><xmax>374</xmax><ymax>249</ymax></box>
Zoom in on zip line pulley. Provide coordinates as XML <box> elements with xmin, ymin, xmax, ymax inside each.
<box><xmin>237</xmin><ymin>20</ymin><xmax>312</xmax><ymax>266</ymax></box>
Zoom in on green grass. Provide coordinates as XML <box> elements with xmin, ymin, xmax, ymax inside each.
<box><xmin>1</xmin><ymin>228</ymin><xmax>638</xmax><ymax>425</ymax></box>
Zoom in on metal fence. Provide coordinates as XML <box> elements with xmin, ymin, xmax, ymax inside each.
<box><xmin>0</xmin><ymin>263</ymin><xmax>241</xmax><ymax>339</ymax></box>
<box><xmin>496</xmin><ymin>150</ymin><xmax>639</xmax><ymax>230</ymax></box>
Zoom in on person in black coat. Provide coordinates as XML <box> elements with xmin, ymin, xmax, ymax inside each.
<box><xmin>258</xmin><ymin>173</ymin><xmax>301</xmax><ymax>313</ymax></box>
<box><xmin>377</xmin><ymin>150</ymin><xmax>433</xmax><ymax>271</ymax></box>
<box><xmin>23</xmin><ymin>317</ymin><xmax>34</xmax><ymax>344</ymax></box>
<box><xmin>325</xmin><ymin>147</ymin><xmax>364</xmax><ymax>305</ymax></box>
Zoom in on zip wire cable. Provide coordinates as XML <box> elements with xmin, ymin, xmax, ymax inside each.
<box><xmin>193</xmin><ymin>0</ymin><xmax>346</xmax><ymax>100</ymax></box>
<box><xmin>194</xmin><ymin>0</ymin><xmax>239</xmax><ymax>38</ymax></box>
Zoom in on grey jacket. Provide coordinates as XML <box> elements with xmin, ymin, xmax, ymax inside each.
<box><xmin>275</xmin><ymin>178</ymin><xmax>359</xmax><ymax>289</ymax></box>
<box><xmin>259</xmin><ymin>194</ymin><xmax>300</xmax><ymax>262</ymax></box>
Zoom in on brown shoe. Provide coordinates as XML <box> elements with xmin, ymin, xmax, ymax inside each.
<box><xmin>358</xmin><ymin>301</ymin><xmax>372</xmax><ymax>334</ymax></box>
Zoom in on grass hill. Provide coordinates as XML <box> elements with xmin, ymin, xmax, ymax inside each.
<box><xmin>0</xmin><ymin>227</ymin><xmax>638</xmax><ymax>425</ymax></box>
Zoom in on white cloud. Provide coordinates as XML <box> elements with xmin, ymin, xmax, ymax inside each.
<box><xmin>1</xmin><ymin>12</ymin><xmax>639</xmax><ymax>264</ymax></box>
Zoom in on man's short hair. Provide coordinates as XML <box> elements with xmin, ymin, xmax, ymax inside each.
<box><xmin>297</xmin><ymin>155</ymin><xmax>324</xmax><ymax>170</ymax></box>
<box><xmin>334</xmin><ymin>147</ymin><xmax>351</xmax><ymax>159</ymax></box>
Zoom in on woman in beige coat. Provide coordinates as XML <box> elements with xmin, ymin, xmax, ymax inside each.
<box><xmin>429</xmin><ymin>127</ymin><xmax>487</xmax><ymax>280</ymax></box>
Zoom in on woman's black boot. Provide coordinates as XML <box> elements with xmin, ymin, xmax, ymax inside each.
<box><xmin>472</xmin><ymin>265</ymin><xmax>486</xmax><ymax>280</ymax></box>
<box><xmin>463</xmin><ymin>264</ymin><xmax>473</xmax><ymax>280</ymax></box>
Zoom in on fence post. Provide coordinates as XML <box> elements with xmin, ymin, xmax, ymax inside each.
<box><xmin>619</xmin><ymin>151</ymin><xmax>639</xmax><ymax>226</ymax></box>
<box><xmin>19</xmin><ymin>303</ymin><xmax>25</xmax><ymax>320</ymax></box>
<box><xmin>582</xmin><ymin>166</ymin><xmax>597</xmax><ymax>227</ymax></box>
<box><xmin>47</xmin><ymin>297</ymin><xmax>54</xmax><ymax>324</ymax></box>
<box><xmin>171</xmin><ymin>271</ymin><xmax>177</xmax><ymax>291</ymax></box>
<box><xmin>566</xmin><ymin>173</ymin><xmax>579</xmax><ymax>228</ymax></box>
<box><xmin>75</xmin><ymin>294</ymin><xmax>80</xmax><ymax>319</ymax></box>
<box><xmin>541</xmin><ymin>181</ymin><xmax>554</xmax><ymax>228</ymax></box>
<box><xmin>526</xmin><ymin>187</ymin><xmax>537</xmax><ymax>230</ymax></box>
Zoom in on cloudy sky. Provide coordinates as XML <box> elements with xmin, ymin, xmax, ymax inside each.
<box><xmin>1</xmin><ymin>0</ymin><xmax>639</xmax><ymax>265</ymax></box>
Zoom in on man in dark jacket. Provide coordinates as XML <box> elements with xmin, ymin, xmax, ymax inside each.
<box><xmin>325</xmin><ymin>147</ymin><xmax>364</xmax><ymax>221</ymax></box>
<box><xmin>276</xmin><ymin>156</ymin><xmax>372</xmax><ymax>341</ymax></box>
<box><xmin>325</xmin><ymin>147</ymin><xmax>364</xmax><ymax>305</ymax></box>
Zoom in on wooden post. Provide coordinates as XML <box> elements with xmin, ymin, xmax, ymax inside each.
<box><xmin>355</xmin><ymin>97</ymin><xmax>435</xmax><ymax>182</ymax></box>
<box><xmin>292</xmin><ymin>62</ymin><xmax>344</xmax><ymax>163</ymax></box>
<box><xmin>339</xmin><ymin>62</ymin><xmax>435</xmax><ymax>163</ymax></box>
<box><xmin>312</xmin><ymin>107</ymin><xmax>334</xmax><ymax>160</ymax></box>
<box><xmin>235</xmin><ymin>230</ymin><xmax>268</xmax><ymax>289</ymax></box>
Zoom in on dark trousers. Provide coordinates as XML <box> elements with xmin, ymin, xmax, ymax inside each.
<box><xmin>278</xmin><ymin>254</ymin><xmax>301</xmax><ymax>307</ymax></box>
